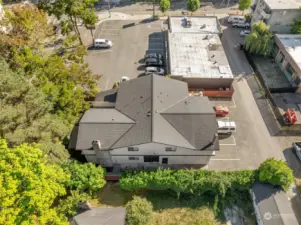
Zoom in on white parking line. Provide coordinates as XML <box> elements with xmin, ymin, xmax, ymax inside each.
<box><xmin>105</xmin><ymin>79</ymin><xmax>110</xmax><ymax>91</ymax></box>
<box><xmin>217</xmin><ymin>117</ymin><xmax>229</xmax><ymax>121</ymax></box>
<box><xmin>228</xmin><ymin>96</ymin><xmax>236</xmax><ymax>108</ymax></box>
<box><xmin>211</xmin><ymin>158</ymin><xmax>240</xmax><ymax>161</ymax></box>
<box><xmin>90</xmin><ymin>49</ymin><xmax>113</xmax><ymax>54</ymax></box>
<box><xmin>148</xmin><ymin>48</ymin><xmax>164</xmax><ymax>51</ymax></box>
<box><xmin>219</xmin><ymin>136</ymin><xmax>236</xmax><ymax>146</ymax></box>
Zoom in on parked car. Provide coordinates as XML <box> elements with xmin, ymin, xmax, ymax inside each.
<box><xmin>144</xmin><ymin>53</ymin><xmax>164</xmax><ymax>61</ymax></box>
<box><xmin>228</xmin><ymin>15</ymin><xmax>245</xmax><ymax>24</ymax></box>
<box><xmin>94</xmin><ymin>39</ymin><xmax>113</xmax><ymax>48</ymax></box>
<box><xmin>240</xmin><ymin>30</ymin><xmax>251</xmax><ymax>37</ymax></box>
<box><xmin>145</xmin><ymin>66</ymin><xmax>165</xmax><ymax>75</ymax></box>
<box><xmin>120</xmin><ymin>76</ymin><xmax>129</xmax><ymax>83</ymax></box>
<box><xmin>292</xmin><ymin>142</ymin><xmax>301</xmax><ymax>162</ymax></box>
<box><xmin>232</xmin><ymin>23</ymin><xmax>250</xmax><ymax>29</ymax></box>
<box><xmin>145</xmin><ymin>58</ymin><xmax>164</xmax><ymax>67</ymax></box>
<box><xmin>214</xmin><ymin>105</ymin><xmax>229</xmax><ymax>117</ymax></box>
<box><xmin>217</xmin><ymin>121</ymin><xmax>236</xmax><ymax>135</ymax></box>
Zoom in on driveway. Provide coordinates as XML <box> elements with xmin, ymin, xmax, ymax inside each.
<box><xmin>208</xmin><ymin>20</ymin><xmax>284</xmax><ymax>170</ymax></box>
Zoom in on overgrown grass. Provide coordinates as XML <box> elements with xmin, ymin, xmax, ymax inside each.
<box><xmin>91</xmin><ymin>183</ymin><xmax>256</xmax><ymax>225</ymax></box>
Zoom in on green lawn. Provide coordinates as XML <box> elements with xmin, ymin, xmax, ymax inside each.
<box><xmin>91</xmin><ymin>182</ymin><xmax>256</xmax><ymax>225</ymax></box>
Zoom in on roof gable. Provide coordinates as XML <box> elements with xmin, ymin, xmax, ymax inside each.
<box><xmin>162</xmin><ymin>114</ymin><xmax>218</xmax><ymax>150</ymax></box>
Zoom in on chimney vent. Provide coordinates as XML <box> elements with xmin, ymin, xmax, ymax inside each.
<box><xmin>92</xmin><ymin>140</ymin><xmax>101</xmax><ymax>150</ymax></box>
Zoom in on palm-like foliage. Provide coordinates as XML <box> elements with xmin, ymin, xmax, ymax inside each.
<box><xmin>245</xmin><ymin>21</ymin><xmax>273</xmax><ymax>55</ymax></box>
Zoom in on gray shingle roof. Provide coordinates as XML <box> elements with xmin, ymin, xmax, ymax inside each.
<box><xmin>80</xmin><ymin>109</ymin><xmax>135</xmax><ymax>124</ymax></box>
<box><xmin>70</xmin><ymin>207</ymin><xmax>125</xmax><ymax>225</ymax></box>
<box><xmin>252</xmin><ymin>183</ymin><xmax>299</xmax><ymax>225</ymax></box>
<box><xmin>76</xmin><ymin>75</ymin><xmax>219</xmax><ymax>151</ymax></box>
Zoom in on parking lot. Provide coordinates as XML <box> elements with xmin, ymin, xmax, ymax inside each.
<box><xmin>207</xmin><ymin>78</ymin><xmax>285</xmax><ymax>170</ymax></box>
<box><xmin>84</xmin><ymin>19</ymin><xmax>166</xmax><ymax>90</ymax></box>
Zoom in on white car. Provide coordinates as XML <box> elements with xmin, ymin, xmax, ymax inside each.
<box><xmin>232</xmin><ymin>23</ymin><xmax>250</xmax><ymax>29</ymax></box>
<box><xmin>240</xmin><ymin>30</ymin><xmax>251</xmax><ymax>37</ymax></box>
<box><xmin>217</xmin><ymin>121</ymin><xmax>236</xmax><ymax>135</ymax></box>
<box><xmin>94</xmin><ymin>39</ymin><xmax>113</xmax><ymax>48</ymax></box>
<box><xmin>120</xmin><ymin>76</ymin><xmax>129</xmax><ymax>83</ymax></box>
<box><xmin>228</xmin><ymin>15</ymin><xmax>245</xmax><ymax>24</ymax></box>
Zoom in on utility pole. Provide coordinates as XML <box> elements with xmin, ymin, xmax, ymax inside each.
<box><xmin>153</xmin><ymin>0</ymin><xmax>155</xmax><ymax>17</ymax></box>
<box><xmin>108</xmin><ymin>0</ymin><xmax>111</xmax><ymax>17</ymax></box>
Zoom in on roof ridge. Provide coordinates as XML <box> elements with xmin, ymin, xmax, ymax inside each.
<box><xmin>159</xmin><ymin>95</ymin><xmax>190</xmax><ymax>113</ymax></box>
<box><xmin>108</xmin><ymin>123</ymin><xmax>135</xmax><ymax>149</ymax></box>
<box><xmin>160</xmin><ymin>113</ymin><xmax>197</xmax><ymax>149</ymax></box>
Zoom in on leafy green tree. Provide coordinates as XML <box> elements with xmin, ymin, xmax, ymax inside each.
<box><xmin>0</xmin><ymin>139</ymin><xmax>70</xmax><ymax>225</ymax></box>
<box><xmin>8</xmin><ymin>46</ymin><xmax>98</xmax><ymax>123</ymax></box>
<box><xmin>259</xmin><ymin>158</ymin><xmax>294</xmax><ymax>191</ymax></box>
<box><xmin>38</xmin><ymin>0</ymin><xmax>98</xmax><ymax>44</ymax></box>
<box><xmin>0</xmin><ymin>58</ymin><xmax>70</xmax><ymax>162</ymax></box>
<box><xmin>57</xmin><ymin>191</ymin><xmax>91</xmax><ymax>219</ymax></box>
<box><xmin>63</xmin><ymin>161</ymin><xmax>106</xmax><ymax>193</ymax></box>
<box><xmin>126</xmin><ymin>196</ymin><xmax>153</xmax><ymax>225</ymax></box>
<box><xmin>159</xmin><ymin>0</ymin><xmax>170</xmax><ymax>15</ymax></box>
<box><xmin>245</xmin><ymin>21</ymin><xmax>273</xmax><ymax>55</ymax></box>
<box><xmin>0</xmin><ymin>3</ymin><xmax>53</xmax><ymax>50</ymax></box>
<box><xmin>245</xmin><ymin>13</ymin><xmax>252</xmax><ymax>22</ymax></box>
<box><xmin>291</xmin><ymin>10</ymin><xmax>301</xmax><ymax>34</ymax></box>
<box><xmin>186</xmin><ymin>0</ymin><xmax>200</xmax><ymax>15</ymax></box>
<box><xmin>238</xmin><ymin>0</ymin><xmax>252</xmax><ymax>11</ymax></box>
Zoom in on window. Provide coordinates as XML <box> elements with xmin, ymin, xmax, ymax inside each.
<box><xmin>128</xmin><ymin>147</ymin><xmax>139</xmax><ymax>151</ymax></box>
<box><xmin>128</xmin><ymin>156</ymin><xmax>139</xmax><ymax>160</ymax></box>
<box><xmin>144</xmin><ymin>156</ymin><xmax>159</xmax><ymax>162</ymax></box>
<box><xmin>286</xmin><ymin>64</ymin><xmax>295</xmax><ymax>76</ymax></box>
<box><xmin>165</xmin><ymin>147</ymin><xmax>177</xmax><ymax>152</ymax></box>
<box><xmin>162</xmin><ymin>158</ymin><xmax>168</xmax><ymax>164</ymax></box>
<box><xmin>219</xmin><ymin>128</ymin><xmax>229</xmax><ymax>131</ymax></box>
<box><xmin>230</xmin><ymin>128</ymin><xmax>235</xmax><ymax>131</ymax></box>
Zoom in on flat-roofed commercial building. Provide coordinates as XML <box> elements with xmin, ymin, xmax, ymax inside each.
<box><xmin>167</xmin><ymin>17</ymin><xmax>234</xmax><ymax>97</ymax></box>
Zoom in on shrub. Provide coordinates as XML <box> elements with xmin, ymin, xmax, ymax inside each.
<box><xmin>57</xmin><ymin>191</ymin><xmax>91</xmax><ymax>218</ymax></box>
<box><xmin>258</xmin><ymin>158</ymin><xmax>294</xmax><ymax>191</ymax></box>
<box><xmin>120</xmin><ymin>169</ymin><xmax>256</xmax><ymax>197</ymax></box>
<box><xmin>126</xmin><ymin>196</ymin><xmax>153</xmax><ymax>225</ymax></box>
<box><xmin>63</xmin><ymin>161</ymin><xmax>106</xmax><ymax>193</ymax></box>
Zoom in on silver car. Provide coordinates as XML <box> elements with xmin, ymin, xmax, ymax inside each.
<box><xmin>292</xmin><ymin>142</ymin><xmax>301</xmax><ymax>162</ymax></box>
<box><xmin>232</xmin><ymin>23</ymin><xmax>250</xmax><ymax>29</ymax></box>
<box><xmin>145</xmin><ymin>67</ymin><xmax>165</xmax><ymax>75</ymax></box>
<box><xmin>240</xmin><ymin>30</ymin><xmax>251</xmax><ymax>37</ymax></box>
<box><xmin>144</xmin><ymin>53</ymin><xmax>164</xmax><ymax>61</ymax></box>
<box><xmin>145</xmin><ymin>58</ymin><xmax>164</xmax><ymax>67</ymax></box>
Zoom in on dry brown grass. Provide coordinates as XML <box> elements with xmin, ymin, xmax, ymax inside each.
<box><xmin>152</xmin><ymin>207</ymin><xmax>222</xmax><ymax>225</ymax></box>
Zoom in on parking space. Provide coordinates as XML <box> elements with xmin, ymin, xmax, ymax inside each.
<box><xmin>84</xmin><ymin>20</ymin><xmax>166</xmax><ymax>90</ymax></box>
<box><xmin>208</xmin><ymin>79</ymin><xmax>284</xmax><ymax>171</ymax></box>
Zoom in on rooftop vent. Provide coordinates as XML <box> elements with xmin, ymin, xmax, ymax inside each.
<box><xmin>200</xmin><ymin>24</ymin><xmax>206</xmax><ymax>29</ymax></box>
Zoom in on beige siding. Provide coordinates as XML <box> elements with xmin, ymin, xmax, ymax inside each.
<box><xmin>83</xmin><ymin>142</ymin><xmax>215</xmax><ymax>167</ymax></box>
<box><xmin>110</xmin><ymin>142</ymin><xmax>215</xmax><ymax>156</ymax></box>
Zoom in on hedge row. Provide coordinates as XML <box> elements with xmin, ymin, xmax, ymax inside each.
<box><xmin>120</xmin><ymin>169</ymin><xmax>256</xmax><ymax>197</ymax></box>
